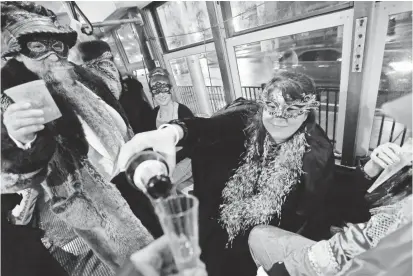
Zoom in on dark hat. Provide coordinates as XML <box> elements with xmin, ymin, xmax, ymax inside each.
<box><xmin>1</xmin><ymin>1</ymin><xmax>78</xmax><ymax>58</ymax></box>
<box><xmin>78</xmin><ymin>40</ymin><xmax>112</xmax><ymax>62</ymax></box>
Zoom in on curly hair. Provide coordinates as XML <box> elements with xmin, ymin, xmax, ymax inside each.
<box><xmin>246</xmin><ymin>70</ymin><xmax>317</xmax><ymax>159</ymax></box>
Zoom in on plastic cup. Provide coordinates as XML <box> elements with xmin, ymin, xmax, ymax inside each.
<box><xmin>154</xmin><ymin>195</ymin><xmax>201</xmax><ymax>273</ymax></box>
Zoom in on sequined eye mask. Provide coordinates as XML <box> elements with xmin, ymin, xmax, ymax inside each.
<box><xmin>259</xmin><ymin>87</ymin><xmax>320</xmax><ymax>119</ymax></box>
<box><xmin>21</xmin><ymin>39</ymin><xmax>69</xmax><ymax>60</ymax></box>
<box><xmin>151</xmin><ymin>82</ymin><xmax>171</xmax><ymax>95</ymax></box>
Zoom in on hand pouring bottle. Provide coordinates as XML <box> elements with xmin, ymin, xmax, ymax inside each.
<box><xmin>124</xmin><ymin>149</ymin><xmax>173</xmax><ymax>199</ymax></box>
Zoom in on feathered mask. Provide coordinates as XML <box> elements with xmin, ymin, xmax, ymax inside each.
<box><xmin>259</xmin><ymin>81</ymin><xmax>320</xmax><ymax>119</ymax></box>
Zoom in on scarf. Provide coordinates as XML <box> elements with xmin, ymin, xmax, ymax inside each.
<box><xmin>82</xmin><ymin>52</ymin><xmax>122</xmax><ymax>100</ymax></box>
<box><xmin>220</xmin><ymin>130</ymin><xmax>308</xmax><ymax>244</ymax></box>
<box><xmin>44</xmin><ymin>68</ymin><xmax>132</xmax><ymax>159</ymax></box>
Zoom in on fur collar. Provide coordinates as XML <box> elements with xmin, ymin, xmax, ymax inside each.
<box><xmin>220</xmin><ymin>130</ymin><xmax>308</xmax><ymax>244</ymax></box>
<box><xmin>1</xmin><ymin>59</ymin><xmax>131</xmax><ymax>168</ymax></box>
<box><xmin>1</xmin><ymin>59</ymin><xmax>129</xmax><ymax>126</ymax></box>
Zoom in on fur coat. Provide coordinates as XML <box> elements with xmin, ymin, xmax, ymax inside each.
<box><xmin>1</xmin><ymin>59</ymin><xmax>153</xmax><ymax>274</ymax></box>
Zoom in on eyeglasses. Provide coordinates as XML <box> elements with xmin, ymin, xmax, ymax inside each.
<box><xmin>21</xmin><ymin>39</ymin><xmax>68</xmax><ymax>60</ymax></box>
<box><xmin>151</xmin><ymin>82</ymin><xmax>171</xmax><ymax>95</ymax></box>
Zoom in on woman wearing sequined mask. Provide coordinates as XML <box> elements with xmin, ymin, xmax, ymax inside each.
<box><xmin>148</xmin><ymin>68</ymin><xmax>194</xmax><ymax>129</ymax></box>
<box><xmin>115</xmin><ymin>71</ymin><xmax>335</xmax><ymax>276</ymax></box>
<box><xmin>148</xmin><ymin>67</ymin><xmax>194</xmax><ymax>191</ymax></box>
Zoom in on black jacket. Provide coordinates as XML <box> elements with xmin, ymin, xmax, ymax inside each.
<box><xmin>175</xmin><ymin>101</ymin><xmax>335</xmax><ymax>276</ymax></box>
<box><xmin>267</xmin><ymin>161</ymin><xmax>412</xmax><ymax>276</ymax></box>
<box><xmin>119</xmin><ymin>77</ymin><xmax>153</xmax><ymax>134</ymax></box>
<box><xmin>1</xmin><ymin>194</ymin><xmax>68</xmax><ymax>276</ymax></box>
<box><xmin>115</xmin><ymin>100</ymin><xmax>334</xmax><ymax>276</ymax></box>
<box><xmin>149</xmin><ymin>103</ymin><xmax>194</xmax><ymax>163</ymax></box>
<box><xmin>148</xmin><ymin>103</ymin><xmax>194</xmax><ymax>130</ymax></box>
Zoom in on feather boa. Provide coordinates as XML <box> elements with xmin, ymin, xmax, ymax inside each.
<box><xmin>220</xmin><ymin>130</ymin><xmax>308</xmax><ymax>244</ymax></box>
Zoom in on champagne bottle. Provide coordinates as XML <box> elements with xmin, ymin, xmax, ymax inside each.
<box><xmin>124</xmin><ymin>149</ymin><xmax>173</xmax><ymax>199</ymax></box>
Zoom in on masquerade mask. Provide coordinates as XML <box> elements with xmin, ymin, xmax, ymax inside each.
<box><xmin>151</xmin><ymin>82</ymin><xmax>171</xmax><ymax>95</ymax></box>
<box><xmin>21</xmin><ymin>39</ymin><xmax>69</xmax><ymax>60</ymax></box>
<box><xmin>260</xmin><ymin>87</ymin><xmax>320</xmax><ymax>119</ymax></box>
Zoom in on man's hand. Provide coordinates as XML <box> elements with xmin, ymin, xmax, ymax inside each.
<box><xmin>364</xmin><ymin>142</ymin><xmax>402</xmax><ymax>178</ymax></box>
<box><xmin>117</xmin><ymin>236</ymin><xmax>207</xmax><ymax>276</ymax></box>
<box><xmin>3</xmin><ymin>102</ymin><xmax>45</xmax><ymax>144</ymax></box>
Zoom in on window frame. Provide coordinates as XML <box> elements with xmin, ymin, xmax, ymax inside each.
<box><xmin>226</xmin><ymin>9</ymin><xmax>354</xmax><ymax>156</ymax></box>
<box><xmin>220</xmin><ymin>1</ymin><xmax>354</xmax><ymax>38</ymax></box>
<box><xmin>162</xmin><ymin>42</ymin><xmax>216</xmax><ymax>86</ymax></box>
<box><xmin>110</xmin><ymin>16</ymin><xmax>146</xmax><ymax>72</ymax></box>
<box><xmin>354</xmin><ymin>1</ymin><xmax>412</xmax><ymax>156</ymax></box>
<box><xmin>115</xmin><ymin>21</ymin><xmax>144</xmax><ymax>65</ymax></box>
<box><xmin>148</xmin><ymin>1</ymin><xmax>214</xmax><ymax>53</ymax></box>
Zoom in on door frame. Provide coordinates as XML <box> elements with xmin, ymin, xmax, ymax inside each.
<box><xmin>162</xmin><ymin>42</ymin><xmax>216</xmax><ymax>86</ymax></box>
<box><xmin>162</xmin><ymin>42</ymin><xmax>215</xmax><ymax>104</ymax></box>
<box><xmin>225</xmin><ymin>9</ymin><xmax>354</xmax><ymax>152</ymax></box>
<box><xmin>355</xmin><ymin>1</ymin><xmax>412</xmax><ymax>155</ymax></box>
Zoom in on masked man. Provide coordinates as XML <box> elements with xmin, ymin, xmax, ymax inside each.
<box><xmin>1</xmin><ymin>2</ymin><xmax>153</xmax><ymax>275</ymax></box>
<box><xmin>78</xmin><ymin>40</ymin><xmax>123</xmax><ymax>100</ymax></box>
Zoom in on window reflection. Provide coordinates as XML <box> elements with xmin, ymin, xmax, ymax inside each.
<box><xmin>370</xmin><ymin>11</ymin><xmax>412</xmax><ymax>150</ymax></box>
<box><xmin>230</xmin><ymin>1</ymin><xmax>347</xmax><ymax>33</ymax></box>
<box><xmin>170</xmin><ymin>57</ymin><xmax>192</xmax><ymax>86</ymax></box>
<box><xmin>235</xmin><ymin>26</ymin><xmax>343</xmax><ymax>88</ymax></box>
<box><xmin>170</xmin><ymin>53</ymin><xmax>224</xmax><ymax>88</ymax></box>
<box><xmin>169</xmin><ymin>52</ymin><xmax>225</xmax><ymax>113</ymax></box>
<box><xmin>156</xmin><ymin>2</ymin><xmax>213</xmax><ymax>50</ymax></box>
<box><xmin>198</xmin><ymin>52</ymin><xmax>223</xmax><ymax>87</ymax></box>
<box><xmin>116</xmin><ymin>24</ymin><xmax>143</xmax><ymax>64</ymax></box>
<box><xmin>198</xmin><ymin>52</ymin><xmax>226</xmax><ymax>111</ymax></box>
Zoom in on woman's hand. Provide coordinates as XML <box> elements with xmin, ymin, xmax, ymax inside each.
<box><xmin>114</xmin><ymin>126</ymin><xmax>183</xmax><ymax>181</ymax></box>
<box><xmin>3</xmin><ymin>102</ymin><xmax>45</xmax><ymax>144</ymax></box>
<box><xmin>364</xmin><ymin>142</ymin><xmax>402</xmax><ymax>177</ymax></box>
<box><xmin>118</xmin><ymin>236</ymin><xmax>207</xmax><ymax>276</ymax></box>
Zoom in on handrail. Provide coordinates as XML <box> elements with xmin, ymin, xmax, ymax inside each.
<box><xmin>81</xmin><ymin>17</ymin><xmax>144</xmax><ymax>28</ymax></box>
<box><xmin>69</xmin><ymin>1</ymin><xmax>94</xmax><ymax>35</ymax></box>
<box><xmin>67</xmin><ymin>2</ymin><xmax>144</xmax><ymax>35</ymax></box>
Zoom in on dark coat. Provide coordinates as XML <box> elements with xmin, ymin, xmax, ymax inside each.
<box><xmin>0</xmin><ymin>59</ymin><xmax>159</xmax><ymax>272</ymax></box>
<box><xmin>267</xmin><ymin>161</ymin><xmax>412</xmax><ymax>276</ymax></box>
<box><xmin>177</xmin><ymin>102</ymin><xmax>335</xmax><ymax>276</ymax></box>
<box><xmin>148</xmin><ymin>103</ymin><xmax>194</xmax><ymax>129</ymax></box>
<box><xmin>149</xmin><ymin>103</ymin><xmax>194</xmax><ymax>163</ymax></box>
<box><xmin>1</xmin><ymin>194</ymin><xmax>68</xmax><ymax>276</ymax></box>
<box><xmin>119</xmin><ymin>77</ymin><xmax>153</xmax><ymax>134</ymax></box>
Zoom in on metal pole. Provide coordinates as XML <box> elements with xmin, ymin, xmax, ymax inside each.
<box><xmin>128</xmin><ymin>11</ymin><xmax>156</xmax><ymax>71</ymax></box>
<box><xmin>82</xmin><ymin>17</ymin><xmax>143</xmax><ymax>28</ymax></box>
<box><xmin>187</xmin><ymin>55</ymin><xmax>214</xmax><ymax>116</ymax></box>
<box><xmin>206</xmin><ymin>1</ymin><xmax>235</xmax><ymax>104</ymax></box>
<box><xmin>341</xmin><ymin>1</ymin><xmax>375</xmax><ymax>166</ymax></box>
